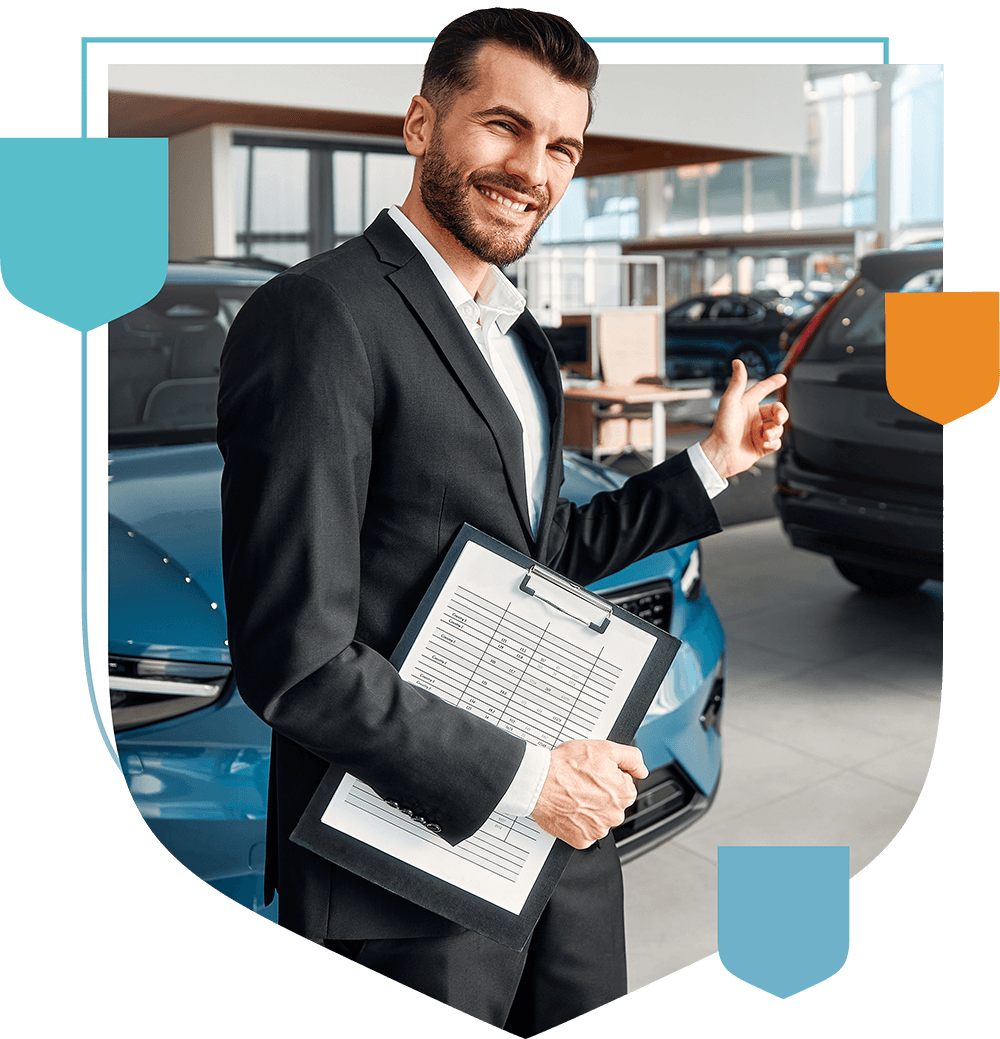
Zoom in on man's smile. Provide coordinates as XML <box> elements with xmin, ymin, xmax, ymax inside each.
<box><xmin>475</xmin><ymin>184</ymin><xmax>535</xmax><ymax>213</ymax></box>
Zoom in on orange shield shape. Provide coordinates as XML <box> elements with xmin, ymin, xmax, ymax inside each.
<box><xmin>885</xmin><ymin>292</ymin><xmax>998</xmax><ymax>424</ymax></box>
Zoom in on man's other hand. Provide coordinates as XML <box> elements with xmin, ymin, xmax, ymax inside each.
<box><xmin>700</xmin><ymin>359</ymin><xmax>789</xmax><ymax>480</ymax></box>
<box><xmin>530</xmin><ymin>740</ymin><xmax>648</xmax><ymax>849</ymax></box>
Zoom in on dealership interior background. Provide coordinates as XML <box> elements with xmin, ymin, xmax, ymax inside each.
<box><xmin>108</xmin><ymin>60</ymin><xmax>944</xmax><ymax>988</ymax></box>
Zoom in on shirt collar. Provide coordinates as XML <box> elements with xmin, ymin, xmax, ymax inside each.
<box><xmin>388</xmin><ymin>205</ymin><xmax>525</xmax><ymax>336</ymax></box>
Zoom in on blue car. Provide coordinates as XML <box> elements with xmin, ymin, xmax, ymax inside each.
<box><xmin>108</xmin><ymin>261</ymin><xmax>725</xmax><ymax>920</ymax></box>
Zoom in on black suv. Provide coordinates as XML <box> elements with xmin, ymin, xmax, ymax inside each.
<box><xmin>774</xmin><ymin>242</ymin><xmax>943</xmax><ymax>593</ymax></box>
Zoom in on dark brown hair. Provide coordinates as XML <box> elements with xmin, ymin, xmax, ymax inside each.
<box><xmin>420</xmin><ymin>8</ymin><xmax>598</xmax><ymax>125</ymax></box>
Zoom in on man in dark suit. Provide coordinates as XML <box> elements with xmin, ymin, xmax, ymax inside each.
<box><xmin>217</xmin><ymin>8</ymin><xmax>787</xmax><ymax>1035</ymax></box>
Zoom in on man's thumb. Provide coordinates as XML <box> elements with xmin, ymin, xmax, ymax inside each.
<box><xmin>609</xmin><ymin>742</ymin><xmax>648</xmax><ymax>778</ymax></box>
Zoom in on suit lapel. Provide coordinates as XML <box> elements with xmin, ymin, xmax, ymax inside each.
<box><xmin>366</xmin><ymin>212</ymin><xmax>535</xmax><ymax>543</ymax></box>
<box><xmin>514</xmin><ymin>311</ymin><xmax>567</xmax><ymax>549</ymax></box>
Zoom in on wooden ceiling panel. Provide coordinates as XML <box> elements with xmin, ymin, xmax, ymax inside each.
<box><xmin>108</xmin><ymin>91</ymin><xmax>775</xmax><ymax>177</ymax></box>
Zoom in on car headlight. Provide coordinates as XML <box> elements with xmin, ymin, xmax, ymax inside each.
<box><xmin>109</xmin><ymin>655</ymin><xmax>231</xmax><ymax>732</ymax></box>
<box><xmin>680</xmin><ymin>545</ymin><xmax>702</xmax><ymax>600</ymax></box>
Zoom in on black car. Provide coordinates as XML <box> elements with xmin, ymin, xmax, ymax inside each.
<box><xmin>774</xmin><ymin>242</ymin><xmax>943</xmax><ymax>593</ymax></box>
<box><xmin>664</xmin><ymin>292</ymin><xmax>791</xmax><ymax>386</ymax></box>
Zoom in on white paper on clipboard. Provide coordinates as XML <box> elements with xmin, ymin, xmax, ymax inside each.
<box><xmin>317</xmin><ymin>539</ymin><xmax>658</xmax><ymax>914</ymax></box>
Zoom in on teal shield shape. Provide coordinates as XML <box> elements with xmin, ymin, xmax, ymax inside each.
<box><xmin>718</xmin><ymin>846</ymin><xmax>850</xmax><ymax>997</ymax></box>
<box><xmin>0</xmin><ymin>138</ymin><xmax>167</xmax><ymax>331</ymax></box>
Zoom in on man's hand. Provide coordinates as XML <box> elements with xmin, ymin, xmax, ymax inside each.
<box><xmin>530</xmin><ymin>740</ymin><xmax>648</xmax><ymax>849</ymax></box>
<box><xmin>700</xmin><ymin>359</ymin><xmax>790</xmax><ymax>480</ymax></box>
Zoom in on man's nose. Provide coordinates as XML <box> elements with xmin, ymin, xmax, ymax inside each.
<box><xmin>504</xmin><ymin>139</ymin><xmax>546</xmax><ymax>188</ymax></box>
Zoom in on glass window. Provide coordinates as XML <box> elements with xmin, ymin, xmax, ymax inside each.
<box><xmin>249</xmin><ymin>146</ymin><xmax>309</xmax><ymax>233</ymax></box>
<box><xmin>536</xmin><ymin>177</ymin><xmax>586</xmax><ymax>243</ymax></box>
<box><xmin>580</xmin><ymin>174</ymin><xmax>640</xmax><ymax>241</ymax></box>
<box><xmin>705</xmin><ymin>161</ymin><xmax>743</xmax><ymax>232</ymax></box>
<box><xmin>252</xmin><ymin>241</ymin><xmax>311</xmax><ymax>267</ymax></box>
<box><xmin>333</xmin><ymin>151</ymin><xmax>362</xmax><ymax>236</ymax></box>
<box><xmin>900</xmin><ymin>267</ymin><xmax>943</xmax><ymax>293</ymax></box>
<box><xmin>232</xmin><ymin>145</ymin><xmax>249</xmax><ymax>235</ymax></box>
<box><xmin>708</xmin><ymin>298</ymin><xmax>760</xmax><ymax>320</ymax></box>
<box><xmin>364</xmin><ymin>152</ymin><xmax>415</xmax><ymax>226</ymax></box>
<box><xmin>892</xmin><ymin>65</ymin><xmax>944</xmax><ymax>228</ymax></box>
<box><xmin>665</xmin><ymin>167</ymin><xmax>701</xmax><ymax>233</ymax></box>
<box><xmin>751</xmin><ymin>156</ymin><xmax>791</xmax><ymax>230</ymax></box>
<box><xmin>233</xmin><ymin>135</ymin><xmax>414</xmax><ymax>262</ymax></box>
<box><xmin>823</xmin><ymin>278</ymin><xmax>885</xmax><ymax>353</ymax></box>
<box><xmin>669</xmin><ymin>299</ymin><xmax>707</xmax><ymax>322</ymax></box>
<box><xmin>801</xmin><ymin>93</ymin><xmax>843</xmax><ymax>205</ymax></box>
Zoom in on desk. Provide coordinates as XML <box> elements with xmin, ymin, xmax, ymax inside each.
<box><xmin>562</xmin><ymin>382</ymin><xmax>712</xmax><ymax>466</ymax></box>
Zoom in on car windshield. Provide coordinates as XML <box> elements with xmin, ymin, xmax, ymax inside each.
<box><xmin>109</xmin><ymin>279</ymin><xmax>261</xmax><ymax>448</ymax></box>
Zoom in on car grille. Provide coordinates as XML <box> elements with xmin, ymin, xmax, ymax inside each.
<box><xmin>606</xmin><ymin>581</ymin><xmax>673</xmax><ymax>633</ymax></box>
<box><xmin>617</xmin><ymin>765</ymin><xmax>692</xmax><ymax>837</ymax></box>
<box><xmin>603</xmin><ymin>580</ymin><xmax>718</xmax><ymax>860</ymax></box>
<box><xmin>613</xmin><ymin>762</ymin><xmax>709</xmax><ymax>862</ymax></box>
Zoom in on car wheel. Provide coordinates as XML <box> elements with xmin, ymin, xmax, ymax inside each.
<box><xmin>833</xmin><ymin>558</ymin><xmax>926</xmax><ymax>594</ymax></box>
<box><xmin>731</xmin><ymin>347</ymin><xmax>769</xmax><ymax>382</ymax></box>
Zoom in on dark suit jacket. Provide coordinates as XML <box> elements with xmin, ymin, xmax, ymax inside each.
<box><xmin>217</xmin><ymin>210</ymin><xmax>722</xmax><ymax>942</ymax></box>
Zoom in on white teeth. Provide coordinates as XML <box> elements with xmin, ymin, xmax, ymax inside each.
<box><xmin>480</xmin><ymin>187</ymin><xmax>528</xmax><ymax>212</ymax></box>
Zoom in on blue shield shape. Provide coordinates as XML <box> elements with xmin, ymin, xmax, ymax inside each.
<box><xmin>0</xmin><ymin>138</ymin><xmax>167</xmax><ymax>331</ymax></box>
<box><xmin>718</xmin><ymin>846</ymin><xmax>850</xmax><ymax>997</ymax></box>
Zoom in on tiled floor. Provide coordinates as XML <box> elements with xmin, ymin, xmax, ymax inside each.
<box><xmin>622</xmin><ymin>517</ymin><xmax>942</xmax><ymax>990</ymax></box>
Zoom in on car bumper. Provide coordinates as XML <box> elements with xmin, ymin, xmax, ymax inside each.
<box><xmin>775</xmin><ymin>455</ymin><xmax>942</xmax><ymax>580</ymax></box>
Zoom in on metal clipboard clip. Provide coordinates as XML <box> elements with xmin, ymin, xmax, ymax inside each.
<box><xmin>518</xmin><ymin>565</ymin><xmax>612</xmax><ymax>634</ymax></box>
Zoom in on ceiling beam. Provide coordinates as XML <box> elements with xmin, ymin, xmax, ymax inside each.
<box><xmin>108</xmin><ymin>91</ymin><xmax>777</xmax><ymax>178</ymax></box>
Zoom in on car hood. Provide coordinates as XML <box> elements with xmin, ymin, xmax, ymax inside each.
<box><xmin>109</xmin><ymin>443</ymin><xmax>230</xmax><ymax>663</ymax></box>
<box><xmin>108</xmin><ymin>445</ymin><xmax>649</xmax><ymax>592</ymax></box>
<box><xmin>107</xmin><ymin>443</ymin><xmax>686</xmax><ymax>658</ymax></box>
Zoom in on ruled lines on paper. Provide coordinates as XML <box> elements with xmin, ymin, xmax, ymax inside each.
<box><xmin>411</xmin><ymin>585</ymin><xmax>623</xmax><ymax>750</ymax></box>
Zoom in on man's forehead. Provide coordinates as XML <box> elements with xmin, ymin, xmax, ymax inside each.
<box><xmin>458</xmin><ymin>42</ymin><xmax>590</xmax><ymax>128</ymax></box>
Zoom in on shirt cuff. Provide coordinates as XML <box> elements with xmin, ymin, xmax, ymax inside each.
<box><xmin>495</xmin><ymin>742</ymin><xmax>551</xmax><ymax>817</ymax></box>
<box><xmin>686</xmin><ymin>442</ymin><xmax>728</xmax><ymax>500</ymax></box>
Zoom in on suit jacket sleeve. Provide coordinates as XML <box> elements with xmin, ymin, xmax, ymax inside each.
<box><xmin>501</xmin><ymin>307</ymin><xmax>723</xmax><ymax>586</ymax></box>
<box><xmin>542</xmin><ymin>451</ymin><xmax>723</xmax><ymax>588</ymax></box>
<box><xmin>217</xmin><ymin>272</ymin><xmax>525</xmax><ymax>845</ymax></box>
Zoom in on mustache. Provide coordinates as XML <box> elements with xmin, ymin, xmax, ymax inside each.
<box><xmin>469</xmin><ymin>170</ymin><xmax>549</xmax><ymax>211</ymax></box>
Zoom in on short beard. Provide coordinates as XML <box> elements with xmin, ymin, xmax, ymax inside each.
<box><xmin>419</xmin><ymin>134</ymin><xmax>550</xmax><ymax>268</ymax></box>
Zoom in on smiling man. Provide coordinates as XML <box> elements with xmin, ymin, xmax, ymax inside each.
<box><xmin>400</xmin><ymin>37</ymin><xmax>584</xmax><ymax>280</ymax></box>
<box><xmin>218</xmin><ymin>8</ymin><xmax>787</xmax><ymax>1035</ymax></box>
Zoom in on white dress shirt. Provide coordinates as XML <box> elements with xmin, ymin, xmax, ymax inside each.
<box><xmin>387</xmin><ymin>206</ymin><xmax>726</xmax><ymax>817</ymax></box>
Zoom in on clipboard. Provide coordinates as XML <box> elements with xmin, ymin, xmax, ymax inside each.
<box><xmin>292</xmin><ymin>524</ymin><xmax>682</xmax><ymax>951</ymax></box>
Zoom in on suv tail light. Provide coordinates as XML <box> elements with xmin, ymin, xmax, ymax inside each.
<box><xmin>778</xmin><ymin>284</ymin><xmax>851</xmax><ymax>409</ymax></box>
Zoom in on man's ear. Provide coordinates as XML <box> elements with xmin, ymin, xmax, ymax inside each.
<box><xmin>402</xmin><ymin>95</ymin><xmax>435</xmax><ymax>159</ymax></box>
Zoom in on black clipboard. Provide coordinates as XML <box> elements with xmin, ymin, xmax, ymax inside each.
<box><xmin>292</xmin><ymin>524</ymin><xmax>682</xmax><ymax>951</ymax></box>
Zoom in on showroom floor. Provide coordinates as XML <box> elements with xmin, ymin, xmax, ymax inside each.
<box><xmin>621</xmin><ymin>514</ymin><xmax>943</xmax><ymax>990</ymax></box>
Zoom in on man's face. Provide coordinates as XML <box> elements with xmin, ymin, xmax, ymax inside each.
<box><xmin>417</xmin><ymin>43</ymin><xmax>589</xmax><ymax>267</ymax></box>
